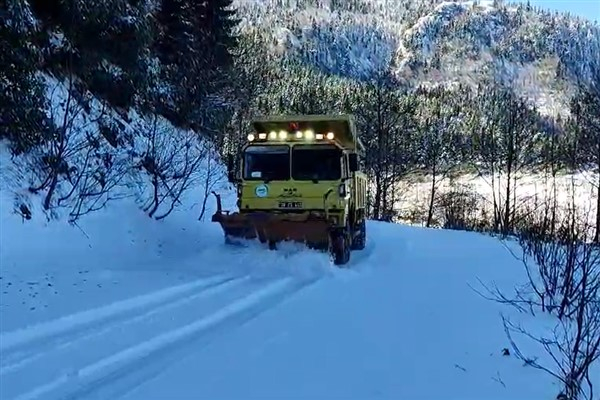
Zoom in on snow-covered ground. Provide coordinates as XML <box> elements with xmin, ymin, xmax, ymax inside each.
<box><xmin>392</xmin><ymin>170</ymin><xmax>598</xmax><ymax>232</ymax></box>
<box><xmin>2</xmin><ymin>156</ymin><xmax>581</xmax><ymax>400</ymax></box>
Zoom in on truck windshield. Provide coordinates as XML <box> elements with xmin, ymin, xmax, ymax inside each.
<box><xmin>292</xmin><ymin>147</ymin><xmax>342</xmax><ymax>181</ymax></box>
<box><xmin>243</xmin><ymin>145</ymin><xmax>290</xmax><ymax>181</ymax></box>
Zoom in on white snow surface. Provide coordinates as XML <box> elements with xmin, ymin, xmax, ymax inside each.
<box><xmin>0</xmin><ymin>153</ymin><xmax>586</xmax><ymax>399</ymax></box>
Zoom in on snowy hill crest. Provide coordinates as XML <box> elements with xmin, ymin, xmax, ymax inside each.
<box><xmin>234</xmin><ymin>0</ymin><xmax>600</xmax><ymax>113</ymax></box>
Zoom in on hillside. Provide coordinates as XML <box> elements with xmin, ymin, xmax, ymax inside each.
<box><xmin>1</xmin><ymin>0</ymin><xmax>237</xmax><ymax>224</ymax></box>
<box><xmin>224</xmin><ymin>0</ymin><xmax>600</xmax><ymax>237</ymax></box>
<box><xmin>234</xmin><ymin>0</ymin><xmax>600</xmax><ymax>115</ymax></box>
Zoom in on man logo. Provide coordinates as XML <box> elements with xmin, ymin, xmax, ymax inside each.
<box><xmin>279</xmin><ymin>187</ymin><xmax>301</xmax><ymax>198</ymax></box>
<box><xmin>255</xmin><ymin>184</ymin><xmax>268</xmax><ymax>198</ymax></box>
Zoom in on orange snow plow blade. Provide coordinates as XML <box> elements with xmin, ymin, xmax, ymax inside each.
<box><xmin>211</xmin><ymin>192</ymin><xmax>331</xmax><ymax>249</ymax></box>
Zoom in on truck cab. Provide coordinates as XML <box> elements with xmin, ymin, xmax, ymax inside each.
<box><xmin>216</xmin><ymin>114</ymin><xmax>367</xmax><ymax>265</ymax></box>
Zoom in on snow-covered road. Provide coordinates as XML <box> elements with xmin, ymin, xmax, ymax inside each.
<box><xmin>1</xmin><ymin>274</ymin><xmax>318</xmax><ymax>400</ymax></box>
<box><xmin>1</xmin><ymin>216</ymin><xmax>561</xmax><ymax>400</ymax></box>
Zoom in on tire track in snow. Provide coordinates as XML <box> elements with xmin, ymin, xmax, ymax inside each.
<box><xmin>0</xmin><ymin>275</ymin><xmax>249</xmax><ymax>376</ymax></box>
<box><xmin>13</xmin><ymin>275</ymin><xmax>318</xmax><ymax>400</ymax></box>
<box><xmin>1</xmin><ymin>276</ymin><xmax>252</xmax><ymax>400</ymax></box>
<box><xmin>0</xmin><ymin>274</ymin><xmax>234</xmax><ymax>356</ymax></box>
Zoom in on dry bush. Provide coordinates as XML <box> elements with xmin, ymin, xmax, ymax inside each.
<box><xmin>132</xmin><ymin>115</ymin><xmax>222</xmax><ymax>220</ymax></box>
<box><xmin>479</xmin><ymin>188</ymin><xmax>600</xmax><ymax>400</ymax></box>
<box><xmin>436</xmin><ymin>184</ymin><xmax>483</xmax><ymax>231</ymax></box>
<box><xmin>22</xmin><ymin>78</ymin><xmax>131</xmax><ymax>222</ymax></box>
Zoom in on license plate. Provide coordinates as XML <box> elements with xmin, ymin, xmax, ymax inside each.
<box><xmin>278</xmin><ymin>201</ymin><xmax>302</xmax><ymax>209</ymax></box>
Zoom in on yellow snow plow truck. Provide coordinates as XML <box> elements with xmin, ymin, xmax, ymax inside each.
<box><xmin>211</xmin><ymin>114</ymin><xmax>367</xmax><ymax>266</ymax></box>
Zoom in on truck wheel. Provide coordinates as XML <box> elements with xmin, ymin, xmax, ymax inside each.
<box><xmin>330</xmin><ymin>229</ymin><xmax>351</xmax><ymax>266</ymax></box>
<box><xmin>224</xmin><ymin>234</ymin><xmax>244</xmax><ymax>247</ymax></box>
<box><xmin>351</xmin><ymin>219</ymin><xmax>366</xmax><ymax>250</ymax></box>
<box><xmin>225</xmin><ymin>234</ymin><xmax>236</xmax><ymax>245</ymax></box>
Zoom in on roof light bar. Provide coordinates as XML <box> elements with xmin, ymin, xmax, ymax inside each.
<box><xmin>247</xmin><ymin>129</ymin><xmax>336</xmax><ymax>142</ymax></box>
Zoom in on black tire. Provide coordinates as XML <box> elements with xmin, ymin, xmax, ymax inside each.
<box><xmin>351</xmin><ymin>219</ymin><xmax>366</xmax><ymax>250</ymax></box>
<box><xmin>225</xmin><ymin>234</ymin><xmax>236</xmax><ymax>245</ymax></box>
<box><xmin>330</xmin><ymin>229</ymin><xmax>351</xmax><ymax>266</ymax></box>
<box><xmin>224</xmin><ymin>234</ymin><xmax>245</xmax><ymax>247</ymax></box>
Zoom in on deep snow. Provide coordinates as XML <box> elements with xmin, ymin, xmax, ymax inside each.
<box><xmin>1</xmin><ymin>167</ymin><xmax>576</xmax><ymax>400</ymax></box>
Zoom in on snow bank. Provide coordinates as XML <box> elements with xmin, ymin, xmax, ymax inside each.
<box><xmin>0</xmin><ymin>72</ymin><xmax>238</xmax><ymax>330</ymax></box>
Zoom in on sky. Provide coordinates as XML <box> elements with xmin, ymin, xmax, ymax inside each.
<box><xmin>525</xmin><ymin>0</ymin><xmax>600</xmax><ymax>22</ymax></box>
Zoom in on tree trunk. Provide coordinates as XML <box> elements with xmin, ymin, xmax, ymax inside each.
<box><xmin>373</xmin><ymin>172</ymin><xmax>382</xmax><ymax>220</ymax></box>
<box><xmin>43</xmin><ymin>173</ymin><xmax>59</xmax><ymax>210</ymax></box>
<box><xmin>426</xmin><ymin>164</ymin><xmax>437</xmax><ymax>227</ymax></box>
<box><xmin>504</xmin><ymin>152</ymin><xmax>513</xmax><ymax>234</ymax></box>
<box><xmin>595</xmin><ymin>170</ymin><xmax>600</xmax><ymax>243</ymax></box>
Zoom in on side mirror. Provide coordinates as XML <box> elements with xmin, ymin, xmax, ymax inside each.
<box><xmin>348</xmin><ymin>153</ymin><xmax>359</xmax><ymax>172</ymax></box>
<box><xmin>227</xmin><ymin>153</ymin><xmax>235</xmax><ymax>183</ymax></box>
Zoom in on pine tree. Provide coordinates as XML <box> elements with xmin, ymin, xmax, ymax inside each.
<box><xmin>155</xmin><ymin>0</ymin><xmax>193</xmax><ymax>67</ymax></box>
<box><xmin>194</xmin><ymin>0</ymin><xmax>239</xmax><ymax>70</ymax></box>
<box><xmin>28</xmin><ymin>0</ymin><xmax>153</xmax><ymax>109</ymax></box>
<box><xmin>153</xmin><ymin>0</ymin><xmax>239</xmax><ymax>130</ymax></box>
<box><xmin>0</xmin><ymin>0</ymin><xmax>54</xmax><ymax>154</ymax></box>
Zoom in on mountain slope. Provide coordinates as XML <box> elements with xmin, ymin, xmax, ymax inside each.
<box><xmin>234</xmin><ymin>0</ymin><xmax>600</xmax><ymax>115</ymax></box>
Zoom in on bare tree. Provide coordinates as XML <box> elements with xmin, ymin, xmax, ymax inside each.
<box><xmin>473</xmin><ymin>82</ymin><xmax>536</xmax><ymax>234</ymax></box>
<box><xmin>571</xmin><ymin>83</ymin><xmax>600</xmax><ymax>243</ymax></box>
<box><xmin>503</xmin><ymin>215</ymin><xmax>600</xmax><ymax>399</ymax></box>
<box><xmin>134</xmin><ymin>115</ymin><xmax>209</xmax><ymax>220</ymax></box>
<box><xmin>217</xmin><ymin>33</ymin><xmax>274</xmax><ymax>156</ymax></box>
<box><xmin>478</xmin><ymin>177</ymin><xmax>600</xmax><ymax>400</ymax></box>
<box><xmin>538</xmin><ymin>115</ymin><xmax>564</xmax><ymax>239</ymax></box>
<box><xmin>354</xmin><ymin>73</ymin><xmax>418</xmax><ymax>220</ymax></box>
<box><xmin>417</xmin><ymin>89</ymin><xmax>461</xmax><ymax>227</ymax></box>
<box><xmin>23</xmin><ymin>73</ymin><xmax>130</xmax><ymax>222</ymax></box>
